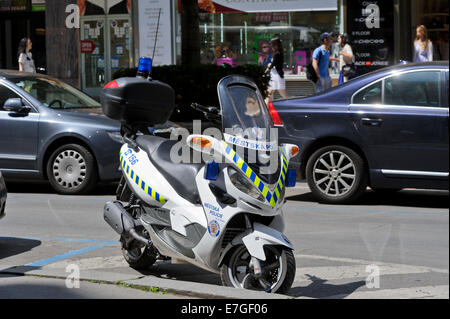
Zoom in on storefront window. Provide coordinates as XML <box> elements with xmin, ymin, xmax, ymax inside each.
<box><xmin>197</xmin><ymin>10</ymin><xmax>340</xmax><ymax>75</ymax></box>
<box><xmin>79</xmin><ymin>0</ymin><xmax>132</xmax><ymax>96</ymax></box>
<box><xmin>414</xmin><ymin>0</ymin><xmax>449</xmax><ymax>61</ymax></box>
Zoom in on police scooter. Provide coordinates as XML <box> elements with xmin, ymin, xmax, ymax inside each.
<box><xmin>101</xmin><ymin>58</ymin><xmax>299</xmax><ymax>294</ymax></box>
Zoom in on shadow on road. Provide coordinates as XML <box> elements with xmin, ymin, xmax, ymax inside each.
<box><xmin>5</xmin><ymin>181</ymin><xmax>117</xmax><ymax>196</ymax></box>
<box><xmin>287</xmin><ymin>189</ymin><xmax>449</xmax><ymax>209</ymax></box>
<box><xmin>136</xmin><ymin>261</ymin><xmax>222</xmax><ymax>286</ymax></box>
<box><xmin>137</xmin><ymin>264</ymin><xmax>365</xmax><ymax>298</ymax></box>
<box><xmin>0</xmin><ymin>237</ymin><xmax>42</xmax><ymax>260</ymax></box>
<box><xmin>0</xmin><ymin>276</ymin><xmax>85</xmax><ymax>298</ymax></box>
<box><xmin>288</xmin><ymin>274</ymin><xmax>366</xmax><ymax>298</ymax></box>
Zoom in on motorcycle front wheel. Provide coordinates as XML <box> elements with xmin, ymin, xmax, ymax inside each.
<box><xmin>220</xmin><ymin>245</ymin><xmax>295</xmax><ymax>295</ymax></box>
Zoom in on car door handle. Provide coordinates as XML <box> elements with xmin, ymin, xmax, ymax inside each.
<box><xmin>361</xmin><ymin>118</ymin><xmax>383</xmax><ymax>127</ymax></box>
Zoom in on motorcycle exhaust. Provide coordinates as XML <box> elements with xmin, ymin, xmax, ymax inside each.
<box><xmin>103</xmin><ymin>201</ymin><xmax>152</xmax><ymax>247</ymax></box>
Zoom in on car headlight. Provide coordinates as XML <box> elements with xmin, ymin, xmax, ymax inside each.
<box><xmin>228</xmin><ymin>167</ymin><xmax>265</xmax><ymax>202</ymax></box>
<box><xmin>107</xmin><ymin>131</ymin><xmax>124</xmax><ymax>144</ymax></box>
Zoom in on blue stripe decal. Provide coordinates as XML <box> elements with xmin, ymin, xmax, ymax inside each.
<box><xmin>258</xmin><ymin>182</ymin><xmax>265</xmax><ymax>192</ymax></box>
<box><xmin>242</xmin><ymin>162</ymin><xmax>248</xmax><ymax>173</ymax></box>
<box><xmin>266</xmin><ymin>192</ymin><xmax>272</xmax><ymax>202</ymax></box>
<box><xmin>141</xmin><ymin>181</ymin><xmax>146</xmax><ymax>191</ymax></box>
<box><xmin>250</xmin><ymin>171</ymin><xmax>256</xmax><ymax>182</ymax></box>
<box><xmin>226</xmin><ymin>145</ymin><xmax>232</xmax><ymax>154</ymax></box>
<box><xmin>233</xmin><ymin>153</ymin><xmax>238</xmax><ymax>164</ymax></box>
<box><xmin>277</xmin><ymin>184</ymin><xmax>282</xmax><ymax>194</ymax></box>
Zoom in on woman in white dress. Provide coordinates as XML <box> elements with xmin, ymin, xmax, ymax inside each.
<box><xmin>17</xmin><ymin>38</ymin><xmax>36</xmax><ymax>73</ymax></box>
<box><xmin>414</xmin><ymin>25</ymin><xmax>433</xmax><ymax>63</ymax></box>
<box><xmin>266</xmin><ymin>37</ymin><xmax>288</xmax><ymax>103</ymax></box>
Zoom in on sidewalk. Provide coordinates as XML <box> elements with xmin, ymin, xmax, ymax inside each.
<box><xmin>0</xmin><ymin>274</ymin><xmax>185</xmax><ymax>299</ymax></box>
<box><xmin>0</xmin><ymin>265</ymin><xmax>293</xmax><ymax>299</ymax></box>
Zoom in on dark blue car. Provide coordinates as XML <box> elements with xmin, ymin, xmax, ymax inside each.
<box><xmin>273</xmin><ymin>62</ymin><xmax>449</xmax><ymax>204</ymax></box>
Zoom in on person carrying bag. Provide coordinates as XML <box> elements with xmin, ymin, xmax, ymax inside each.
<box><xmin>338</xmin><ymin>34</ymin><xmax>356</xmax><ymax>84</ymax></box>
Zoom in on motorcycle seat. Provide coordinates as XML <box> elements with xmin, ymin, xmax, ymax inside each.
<box><xmin>135</xmin><ymin>135</ymin><xmax>203</xmax><ymax>204</ymax></box>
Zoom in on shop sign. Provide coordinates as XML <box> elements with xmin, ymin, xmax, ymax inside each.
<box><xmin>138</xmin><ymin>0</ymin><xmax>173</xmax><ymax>66</ymax></box>
<box><xmin>347</xmin><ymin>0</ymin><xmax>395</xmax><ymax>75</ymax></box>
<box><xmin>0</xmin><ymin>0</ymin><xmax>29</xmax><ymax>12</ymax></box>
<box><xmin>81</xmin><ymin>40</ymin><xmax>97</xmax><ymax>54</ymax></box>
<box><xmin>198</xmin><ymin>0</ymin><xmax>338</xmax><ymax>13</ymax></box>
<box><xmin>255</xmin><ymin>12</ymin><xmax>289</xmax><ymax>23</ymax></box>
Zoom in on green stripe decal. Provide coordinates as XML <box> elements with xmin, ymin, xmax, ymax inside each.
<box><xmin>120</xmin><ymin>154</ymin><xmax>167</xmax><ymax>204</ymax></box>
<box><xmin>223</xmin><ymin>141</ymin><xmax>287</xmax><ymax>208</ymax></box>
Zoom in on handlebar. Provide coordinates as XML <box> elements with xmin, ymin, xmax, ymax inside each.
<box><xmin>190</xmin><ymin>103</ymin><xmax>221</xmax><ymax>124</ymax></box>
<box><xmin>190</xmin><ymin>103</ymin><xmax>220</xmax><ymax>115</ymax></box>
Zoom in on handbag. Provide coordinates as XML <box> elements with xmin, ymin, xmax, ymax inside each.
<box><xmin>342</xmin><ymin>63</ymin><xmax>356</xmax><ymax>78</ymax></box>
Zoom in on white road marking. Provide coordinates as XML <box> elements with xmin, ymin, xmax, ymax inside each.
<box><xmin>323</xmin><ymin>285</ymin><xmax>449</xmax><ymax>299</ymax></box>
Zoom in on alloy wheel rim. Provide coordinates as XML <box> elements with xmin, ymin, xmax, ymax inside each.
<box><xmin>52</xmin><ymin>150</ymin><xmax>87</xmax><ymax>189</ymax></box>
<box><xmin>228</xmin><ymin>246</ymin><xmax>284</xmax><ymax>291</ymax></box>
<box><xmin>313</xmin><ymin>151</ymin><xmax>356</xmax><ymax>197</ymax></box>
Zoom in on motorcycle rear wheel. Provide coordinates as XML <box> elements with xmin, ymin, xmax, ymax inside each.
<box><xmin>121</xmin><ymin>237</ymin><xmax>157</xmax><ymax>270</ymax></box>
<box><xmin>220</xmin><ymin>245</ymin><xmax>295</xmax><ymax>295</ymax></box>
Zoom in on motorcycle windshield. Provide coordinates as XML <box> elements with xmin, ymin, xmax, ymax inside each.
<box><xmin>218</xmin><ymin>75</ymin><xmax>280</xmax><ymax>185</ymax></box>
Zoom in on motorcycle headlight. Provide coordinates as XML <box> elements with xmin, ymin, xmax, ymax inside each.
<box><xmin>107</xmin><ymin>131</ymin><xmax>124</xmax><ymax>144</ymax></box>
<box><xmin>228</xmin><ymin>167</ymin><xmax>265</xmax><ymax>202</ymax></box>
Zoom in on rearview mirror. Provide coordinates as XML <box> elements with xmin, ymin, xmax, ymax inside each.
<box><xmin>3</xmin><ymin>98</ymin><xmax>30</xmax><ymax>114</ymax></box>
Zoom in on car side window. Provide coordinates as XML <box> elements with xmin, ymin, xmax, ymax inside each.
<box><xmin>353</xmin><ymin>81</ymin><xmax>382</xmax><ymax>105</ymax></box>
<box><xmin>445</xmin><ymin>71</ymin><xmax>449</xmax><ymax>107</ymax></box>
<box><xmin>0</xmin><ymin>84</ymin><xmax>22</xmax><ymax>111</ymax></box>
<box><xmin>384</xmin><ymin>71</ymin><xmax>441</xmax><ymax>107</ymax></box>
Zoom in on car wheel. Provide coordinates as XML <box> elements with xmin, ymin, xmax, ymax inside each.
<box><xmin>306</xmin><ymin>145</ymin><xmax>367</xmax><ymax>204</ymax></box>
<box><xmin>47</xmin><ymin>144</ymin><xmax>98</xmax><ymax>195</ymax></box>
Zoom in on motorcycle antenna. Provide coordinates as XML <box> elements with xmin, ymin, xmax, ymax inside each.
<box><xmin>149</xmin><ymin>8</ymin><xmax>162</xmax><ymax>79</ymax></box>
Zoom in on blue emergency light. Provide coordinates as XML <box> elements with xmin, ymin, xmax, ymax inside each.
<box><xmin>286</xmin><ymin>169</ymin><xmax>297</xmax><ymax>187</ymax></box>
<box><xmin>137</xmin><ymin>56</ymin><xmax>152</xmax><ymax>76</ymax></box>
<box><xmin>205</xmin><ymin>161</ymin><xmax>219</xmax><ymax>181</ymax></box>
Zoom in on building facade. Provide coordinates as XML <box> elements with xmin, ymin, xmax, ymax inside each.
<box><xmin>0</xmin><ymin>0</ymin><xmax>447</xmax><ymax>97</ymax></box>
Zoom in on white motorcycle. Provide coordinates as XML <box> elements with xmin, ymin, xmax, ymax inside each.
<box><xmin>101</xmin><ymin>71</ymin><xmax>299</xmax><ymax>294</ymax></box>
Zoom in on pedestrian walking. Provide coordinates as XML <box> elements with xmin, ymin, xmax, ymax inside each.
<box><xmin>266</xmin><ymin>37</ymin><xmax>288</xmax><ymax>103</ymax></box>
<box><xmin>337</xmin><ymin>33</ymin><xmax>356</xmax><ymax>84</ymax></box>
<box><xmin>258</xmin><ymin>41</ymin><xmax>272</xmax><ymax>68</ymax></box>
<box><xmin>312</xmin><ymin>32</ymin><xmax>338</xmax><ymax>93</ymax></box>
<box><xmin>413</xmin><ymin>25</ymin><xmax>433</xmax><ymax>62</ymax></box>
<box><xmin>17</xmin><ymin>38</ymin><xmax>36</xmax><ymax>73</ymax></box>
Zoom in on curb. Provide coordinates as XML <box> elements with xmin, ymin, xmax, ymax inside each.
<box><xmin>0</xmin><ymin>265</ymin><xmax>293</xmax><ymax>299</ymax></box>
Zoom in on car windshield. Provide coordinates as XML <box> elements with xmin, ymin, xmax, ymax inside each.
<box><xmin>9</xmin><ymin>76</ymin><xmax>100</xmax><ymax>109</ymax></box>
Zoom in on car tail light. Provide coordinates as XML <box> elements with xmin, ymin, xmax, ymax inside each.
<box><xmin>103</xmin><ymin>80</ymin><xmax>119</xmax><ymax>89</ymax></box>
<box><xmin>268</xmin><ymin>101</ymin><xmax>283</xmax><ymax>126</ymax></box>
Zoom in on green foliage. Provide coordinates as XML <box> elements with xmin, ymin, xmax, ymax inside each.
<box><xmin>112</xmin><ymin>64</ymin><xmax>270</xmax><ymax>121</ymax></box>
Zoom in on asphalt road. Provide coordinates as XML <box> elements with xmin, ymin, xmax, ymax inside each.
<box><xmin>0</xmin><ymin>181</ymin><xmax>448</xmax><ymax>299</ymax></box>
